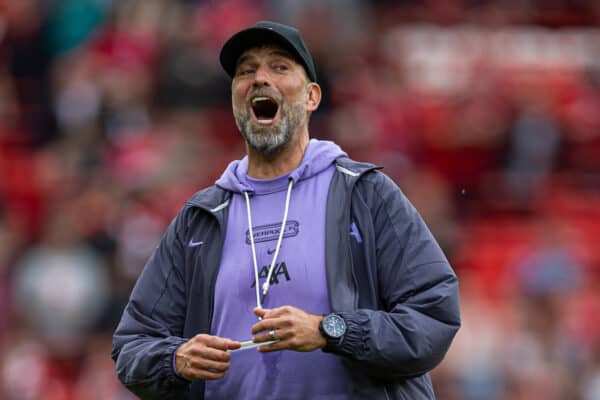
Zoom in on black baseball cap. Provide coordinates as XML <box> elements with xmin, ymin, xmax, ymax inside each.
<box><xmin>219</xmin><ymin>21</ymin><xmax>317</xmax><ymax>82</ymax></box>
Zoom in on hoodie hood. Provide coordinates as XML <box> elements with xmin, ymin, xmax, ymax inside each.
<box><xmin>216</xmin><ymin>139</ymin><xmax>347</xmax><ymax>194</ymax></box>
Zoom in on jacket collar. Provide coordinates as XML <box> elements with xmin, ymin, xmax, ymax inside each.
<box><xmin>186</xmin><ymin>185</ymin><xmax>232</xmax><ymax>214</ymax></box>
<box><xmin>334</xmin><ymin>157</ymin><xmax>381</xmax><ymax>183</ymax></box>
<box><xmin>184</xmin><ymin>157</ymin><xmax>379</xmax><ymax>214</ymax></box>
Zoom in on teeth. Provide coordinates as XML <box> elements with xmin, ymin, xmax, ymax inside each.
<box><xmin>252</xmin><ymin>96</ymin><xmax>272</xmax><ymax>104</ymax></box>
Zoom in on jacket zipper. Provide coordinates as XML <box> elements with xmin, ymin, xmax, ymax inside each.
<box><xmin>344</xmin><ymin>169</ymin><xmax>373</xmax><ymax>310</ymax></box>
<box><xmin>198</xmin><ymin>200</ymin><xmax>228</xmax><ymax>334</ymax></box>
<box><xmin>345</xmin><ymin>213</ymin><xmax>359</xmax><ymax>310</ymax></box>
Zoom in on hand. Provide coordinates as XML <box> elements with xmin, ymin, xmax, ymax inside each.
<box><xmin>175</xmin><ymin>334</ymin><xmax>241</xmax><ymax>381</ymax></box>
<box><xmin>251</xmin><ymin>306</ymin><xmax>326</xmax><ymax>353</ymax></box>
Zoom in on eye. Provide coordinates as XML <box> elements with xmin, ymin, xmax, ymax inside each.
<box><xmin>273</xmin><ymin>64</ymin><xmax>289</xmax><ymax>72</ymax></box>
<box><xmin>236</xmin><ymin>67</ymin><xmax>255</xmax><ymax>76</ymax></box>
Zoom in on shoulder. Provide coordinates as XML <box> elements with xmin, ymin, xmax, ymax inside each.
<box><xmin>334</xmin><ymin>157</ymin><xmax>379</xmax><ymax>178</ymax></box>
<box><xmin>336</xmin><ymin>158</ymin><xmax>403</xmax><ymax>201</ymax></box>
<box><xmin>185</xmin><ymin>185</ymin><xmax>229</xmax><ymax>207</ymax></box>
<box><xmin>185</xmin><ymin>185</ymin><xmax>230</xmax><ymax>209</ymax></box>
<box><xmin>333</xmin><ymin>157</ymin><xmax>410</xmax><ymax>219</ymax></box>
<box><xmin>166</xmin><ymin>185</ymin><xmax>231</xmax><ymax>234</ymax></box>
<box><xmin>332</xmin><ymin>155</ymin><xmax>404</xmax><ymax>200</ymax></box>
<box><xmin>334</xmin><ymin>157</ymin><xmax>395</xmax><ymax>189</ymax></box>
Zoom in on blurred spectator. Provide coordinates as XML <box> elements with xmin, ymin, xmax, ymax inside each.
<box><xmin>72</xmin><ymin>336</ymin><xmax>136</xmax><ymax>400</ymax></box>
<box><xmin>44</xmin><ymin>0</ymin><xmax>107</xmax><ymax>56</ymax></box>
<box><xmin>561</xmin><ymin>68</ymin><xmax>600</xmax><ymax>175</ymax></box>
<box><xmin>2</xmin><ymin>0</ymin><xmax>57</xmax><ymax>145</ymax></box>
<box><xmin>11</xmin><ymin>206</ymin><xmax>110</xmax><ymax>356</ymax></box>
<box><xmin>504</xmin><ymin>101</ymin><xmax>561</xmax><ymax>208</ymax></box>
<box><xmin>0</xmin><ymin>208</ymin><xmax>20</xmax><ymax>338</ymax></box>
<box><xmin>513</xmin><ymin>218</ymin><xmax>582</xmax><ymax>290</ymax></box>
<box><xmin>1</xmin><ymin>337</ymin><xmax>50</xmax><ymax>400</ymax></box>
<box><xmin>437</xmin><ymin>275</ymin><xmax>508</xmax><ymax>400</ymax></box>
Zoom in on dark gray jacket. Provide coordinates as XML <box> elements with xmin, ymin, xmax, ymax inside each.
<box><xmin>112</xmin><ymin>158</ymin><xmax>461</xmax><ymax>399</ymax></box>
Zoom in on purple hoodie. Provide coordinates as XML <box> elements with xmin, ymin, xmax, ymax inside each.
<box><xmin>205</xmin><ymin>139</ymin><xmax>351</xmax><ymax>399</ymax></box>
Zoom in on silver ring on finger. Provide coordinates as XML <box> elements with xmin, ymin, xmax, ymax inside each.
<box><xmin>269</xmin><ymin>330</ymin><xmax>276</xmax><ymax>341</ymax></box>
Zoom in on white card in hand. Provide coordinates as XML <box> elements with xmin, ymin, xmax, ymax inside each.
<box><xmin>229</xmin><ymin>339</ymin><xmax>279</xmax><ymax>352</ymax></box>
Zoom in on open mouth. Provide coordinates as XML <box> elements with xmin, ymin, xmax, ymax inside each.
<box><xmin>251</xmin><ymin>96</ymin><xmax>279</xmax><ymax>124</ymax></box>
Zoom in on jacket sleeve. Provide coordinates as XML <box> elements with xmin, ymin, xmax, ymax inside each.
<box><xmin>111</xmin><ymin>213</ymin><xmax>191</xmax><ymax>399</ymax></box>
<box><xmin>331</xmin><ymin>171</ymin><xmax>461</xmax><ymax>380</ymax></box>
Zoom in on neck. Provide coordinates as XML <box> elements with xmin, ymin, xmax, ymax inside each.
<box><xmin>246</xmin><ymin>130</ymin><xmax>309</xmax><ymax>179</ymax></box>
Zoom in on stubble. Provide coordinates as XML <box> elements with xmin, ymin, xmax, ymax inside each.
<box><xmin>233</xmin><ymin>89</ymin><xmax>307</xmax><ymax>156</ymax></box>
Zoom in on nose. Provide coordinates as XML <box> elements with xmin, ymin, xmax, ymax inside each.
<box><xmin>252</xmin><ymin>66</ymin><xmax>271</xmax><ymax>88</ymax></box>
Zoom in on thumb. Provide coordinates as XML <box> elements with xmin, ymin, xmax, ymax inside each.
<box><xmin>253</xmin><ymin>307</ymin><xmax>269</xmax><ymax>318</ymax></box>
<box><xmin>226</xmin><ymin>339</ymin><xmax>241</xmax><ymax>350</ymax></box>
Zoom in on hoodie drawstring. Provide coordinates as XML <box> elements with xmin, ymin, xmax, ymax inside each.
<box><xmin>244</xmin><ymin>178</ymin><xmax>294</xmax><ymax>313</ymax></box>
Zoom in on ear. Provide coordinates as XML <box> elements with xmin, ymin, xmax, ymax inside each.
<box><xmin>306</xmin><ymin>82</ymin><xmax>322</xmax><ymax>112</ymax></box>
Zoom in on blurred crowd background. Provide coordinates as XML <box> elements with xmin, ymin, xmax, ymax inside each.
<box><xmin>1</xmin><ymin>0</ymin><xmax>600</xmax><ymax>399</ymax></box>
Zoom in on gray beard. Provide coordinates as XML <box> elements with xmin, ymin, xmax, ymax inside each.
<box><xmin>233</xmin><ymin>97</ymin><xmax>306</xmax><ymax>156</ymax></box>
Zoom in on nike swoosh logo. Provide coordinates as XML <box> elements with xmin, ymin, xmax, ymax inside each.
<box><xmin>188</xmin><ymin>239</ymin><xmax>204</xmax><ymax>247</ymax></box>
<box><xmin>267</xmin><ymin>248</ymin><xmax>276</xmax><ymax>255</ymax></box>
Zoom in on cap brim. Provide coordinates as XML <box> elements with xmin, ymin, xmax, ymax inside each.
<box><xmin>220</xmin><ymin>27</ymin><xmax>309</xmax><ymax>80</ymax></box>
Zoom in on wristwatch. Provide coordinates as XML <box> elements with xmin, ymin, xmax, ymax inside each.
<box><xmin>319</xmin><ymin>313</ymin><xmax>347</xmax><ymax>348</ymax></box>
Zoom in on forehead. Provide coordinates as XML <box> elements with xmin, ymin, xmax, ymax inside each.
<box><xmin>236</xmin><ymin>44</ymin><xmax>298</xmax><ymax>65</ymax></box>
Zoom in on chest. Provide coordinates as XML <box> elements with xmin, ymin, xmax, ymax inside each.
<box><xmin>215</xmin><ymin>172</ymin><xmax>333</xmax><ymax>317</ymax></box>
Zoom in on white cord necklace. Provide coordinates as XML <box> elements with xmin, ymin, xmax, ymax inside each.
<box><xmin>244</xmin><ymin>178</ymin><xmax>294</xmax><ymax>313</ymax></box>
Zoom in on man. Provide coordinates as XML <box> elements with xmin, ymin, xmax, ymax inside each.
<box><xmin>112</xmin><ymin>21</ymin><xmax>460</xmax><ymax>399</ymax></box>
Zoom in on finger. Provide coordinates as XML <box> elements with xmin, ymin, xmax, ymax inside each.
<box><xmin>187</xmin><ymin>368</ymin><xmax>227</xmax><ymax>381</ymax></box>
<box><xmin>190</xmin><ymin>345</ymin><xmax>231</xmax><ymax>363</ymax></box>
<box><xmin>251</xmin><ymin>318</ymin><xmax>280</xmax><ymax>335</ymax></box>
<box><xmin>194</xmin><ymin>334</ymin><xmax>231</xmax><ymax>351</ymax></box>
<box><xmin>257</xmin><ymin>338</ymin><xmax>291</xmax><ymax>353</ymax></box>
<box><xmin>253</xmin><ymin>307</ymin><xmax>270</xmax><ymax>319</ymax></box>
<box><xmin>204</xmin><ymin>335</ymin><xmax>231</xmax><ymax>351</ymax></box>
<box><xmin>189</xmin><ymin>358</ymin><xmax>230</xmax><ymax>373</ymax></box>
<box><xmin>253</xmin><ymin>328</ymin><xmax>291</xmax><ymax>344</ymax></box>
<box><xmin>179</xmin><ymin>360</ymin><xmax>227</xmax><ymax>382</ymax></box>
<box><xmin>258</xmin><ymin>305</ymin><xmax>293</xmax><ymax>319</ymax></box>
<box><xmin>225</xmin><ymin>339</ymin><xmax>241</xmax><ymax>350</ymax></box>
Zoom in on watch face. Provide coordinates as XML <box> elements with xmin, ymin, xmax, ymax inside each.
<box><xmin>323</xmin><ymin>314</ymin><xmax>346</xmax><ymax>339</ymax></box>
